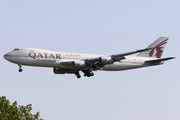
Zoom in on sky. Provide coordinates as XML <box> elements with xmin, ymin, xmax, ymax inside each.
<box><xmin>0</xmin><ymin>0</ymin><xmax>180</xmax><ymax>120</ymax></box>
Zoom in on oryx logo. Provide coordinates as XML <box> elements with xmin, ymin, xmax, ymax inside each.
<box><xmin>149</xmin><ymin>39</ymin><xmax>168</xmax><ymax>58</ymax></box>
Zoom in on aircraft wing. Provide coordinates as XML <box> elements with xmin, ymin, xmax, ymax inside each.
<box><xmin>86</xmin><ymin>48</ymin><xmax>152</xmax><ymax>63</ymax></box>
<box><xmin>111</xmin><ymin>48</ymin><xmax>152</xmax><ymax>60</ymax></box>
<box><xmin>85</xmin><ymin>48</ymin><xmax>152</xmax><ymax>70</ymax></box>
<box><xmin>57</xmin><ymin>48</ymin><xmax>152</xmax><ymax>70</ymax></box>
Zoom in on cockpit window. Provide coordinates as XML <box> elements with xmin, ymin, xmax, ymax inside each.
<box><xmin>13</xmin><ymin>48</ymin><xmax>19</xmax><ymax>51</ymax></box>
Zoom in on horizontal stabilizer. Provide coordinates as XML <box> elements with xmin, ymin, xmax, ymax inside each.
<box><xmin>145</xmin><ymin>57</ymin><xmax>175</xmax><ymax>63</ymax></box>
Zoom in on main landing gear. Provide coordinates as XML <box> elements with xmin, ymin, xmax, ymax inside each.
<box><xmin>18</xmin><ymin>64</ymin><xmax>23</xmax><ymax>72</ymax></box>
<box><xmin>83</xmin><ymin>69</ymin><xmax>94</xmax><ymax>77</ymax></box>
<box><xmin>75</xmin><ymin>71</ymin><xmax>81</xmax><ymax>78</ymax></box>
<box><xmin>75</xmin><ymin>70</ymin><xmax>94</xmax><ymax>78</ymax></box>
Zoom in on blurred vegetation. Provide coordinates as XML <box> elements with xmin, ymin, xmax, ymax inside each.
<box><xmin>0</xmin><ymin>96</ymin><xmax>43</xmax><ymax>120</ymax></box>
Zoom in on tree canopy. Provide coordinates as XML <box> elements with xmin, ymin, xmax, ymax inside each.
<box><xmin>0</xmin><ymin>96</ymin><xmax>43</xmax><ymax>120</ymax></box>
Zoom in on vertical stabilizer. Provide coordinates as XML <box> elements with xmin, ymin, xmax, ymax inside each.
<box><xmin>137</xmin><ymin>37</ymin><xmax>169</xmax><ymax>58</ymax></box>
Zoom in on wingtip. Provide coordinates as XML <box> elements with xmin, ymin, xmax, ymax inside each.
<box><xmin>171</xmin><ymin>57</ymin><xmax>176</xmax><ymax>59</ymax></box>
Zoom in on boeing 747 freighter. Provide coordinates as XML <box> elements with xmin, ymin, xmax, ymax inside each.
<box><xmin>4</xmin><ymin>37</ymin><xmax>175</xmax><ymax>78</ymax></box>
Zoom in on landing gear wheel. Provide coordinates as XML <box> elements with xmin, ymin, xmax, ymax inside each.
<box><xmin>75</xmin><ymin>71</ymin><xmax>81</xmax><ymax>79</ymax></box>
<box><xmin>83</xmin><ymin>69</ymin><xmax>94</xmax><ymax>77</ymax></box>
<box><xmin>19</xmin><ymin>69</ymin><xmax>23</xmax><ymax>72</ymax></box>
<box><xmin>77</xmin><ymin>75</ymin><xmax>81</xmax><ymax>78</ymax></box>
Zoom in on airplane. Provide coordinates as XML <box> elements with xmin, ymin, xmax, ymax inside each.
<box><xmin>4</xmin><ymin>36</ymin><xmax>175</xmax><ymax>78</ymax></box>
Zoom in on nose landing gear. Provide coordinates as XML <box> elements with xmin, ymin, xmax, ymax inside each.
<box><xmin>18</xmin><ymin>64</ymin><xmax>23</xmax><ymax>72</ymax></box>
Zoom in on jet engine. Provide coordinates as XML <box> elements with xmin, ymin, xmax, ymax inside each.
<box><xmin>72</xmin><ymin>61</ymin><xmax>87</xmax><ymax>70</ymax></box>
<box><xmin>99</xmin><ymin>56</ymin><xmax>114</xmax><ymax>64</ymax></box>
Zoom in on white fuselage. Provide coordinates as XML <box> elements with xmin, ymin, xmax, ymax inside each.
<box><xmin>4</xmin><ymin>48</ymin><xmax>162</xmax><ymax>71</ymax></box>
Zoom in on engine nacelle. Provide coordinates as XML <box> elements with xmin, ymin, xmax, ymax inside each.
<box><xmin>73</xmin><ymin>61</ymin><xmax>87</xmax><ymax>70</ymax></box>
<box><xmin>53</xmin><ymin>68</ymin><xmax>78</xmax><ymax>74</ymax></box>
<box><xmin>99</xmin><ymin>56</ymin><xmax>114</xmax><ymax>64</ymax></box>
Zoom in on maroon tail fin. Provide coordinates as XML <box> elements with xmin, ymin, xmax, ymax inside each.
<box><xmin>137</xmin><ymin>37</ymin><xmax>169</xmax><ymax>58</ymax></box>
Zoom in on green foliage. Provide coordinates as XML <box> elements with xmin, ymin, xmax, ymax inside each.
<box><xmin>0</xmin><ymin>96</ymin><xmax>43</xmax><ymax>120</ymax></box>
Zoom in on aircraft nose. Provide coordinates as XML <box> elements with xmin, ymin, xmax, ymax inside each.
<box><xmin>3</xmin><ymin>52</ymin><xmax>15</xmax><ymax>61</ymax></box>
<box><xmin>4</xmin><ymin>54</ymin><xmax>8</xmax><ymax>60</ymax></box>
